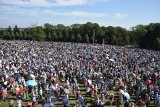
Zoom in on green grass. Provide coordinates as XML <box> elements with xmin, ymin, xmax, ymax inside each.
<box><xmin>0</xmin><ymin>78</ymin><xmax>157</xmax><ymax>107</ymax></box>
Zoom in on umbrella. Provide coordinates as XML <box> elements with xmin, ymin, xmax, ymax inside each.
<box><xmin>94</xmin><ymin>72</ymin><xmax>98</xmax><ymax>76</ymax></box>
<box><xmin>32</xmin><ymin>54</ymin><xmax>37</xmax><ymax>57</ymax></box>
<box><xmin>145</xmin><ymin>79</ymin><xmax>152</xmax><ymax>85</ymax></box>
<box><xmin>30</xmin><ymin>74</ymin><xmax>35</xmax><ymax>79</ymax></box>
<box><xmin>109</xmin><ymin>58</ymin><xmax>115</xmax><ymax>62</ymax></box>
<box><xmin>88</xmin><ymin>80</ymin><xmax>92</xmax><ymax>86</ymax></box>
<box><xmin>64</xmin><ymin>88</ymin><xmax>70</xmax><ymax>94</ymax></box>
<box><xmin>124</xmin><ymin>92</ymin><xmax>130</xmax><ymax>100</ymax></box>
<box><xmin>48</xmin><ymin>52</ymin><xmax>52</xmax><ymax>55</ymax></box>
<box><xmin>26</xmin><ymin>80</ymin><xmax>37</xmax><ymax>86</ymax></box>
<box><xmin>119</xmin><ymin>89</ymin><xmax>125</xmax><ymax>95</ymax></box>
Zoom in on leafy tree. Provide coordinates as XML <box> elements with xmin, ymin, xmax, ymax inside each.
<box><xmin>15</xmin><ymin>32</ymin><xmax>20</xmax><ymax>40</ymax></box>
<box><xmin>75</xmin><ymin>34</ymin><xmax>82</xmax><ymax>42</ymax></box>
<box><xmin>83</xmin><ymin>34</ymin><xmax>89</xmax><ymax>43</ymax></box>
<box><xmin>145</xmin><ymin>23</ymin><xmax>160</xmax><ymax>49</ymax></box>
<box><xmin>70</xmin><ymin>34</ymin><xmax>75</xmax><ymax>42</ymax></box>
<box><xmin>58</xmin><ymin>32</ymin><xmax>63</xmax><ymax>41</ymax></box>
<box><xmin>154</xmin><ymin>37</ymin><xmax>160</xmax><ymax>50</ymax></box>
<box><xmin>115</xmin><ymin>27</ymin><xmax>129</xmax><ymax>45</ymax></box>
<box><xmin>25</xmin><ymin>33</ymin><xmax>33</xmax><ymax>40</ymax></box>
<box><xmin>14</xmin><ymin>25</ymin><xmax>20</xmax><ymax>34</ymax></box>
<box><xmin>48</xmin><ymin>32</ymin><xmax>52</xmax><ymax>41</ymax></box>
<box><xmin>1</xmin><ymin>22</ymin><xmax>160</xmax><ymax>50</ymax></box>
<box><xmin>3</xmin><ymin>31</ymin><xmax>11</xmax><ymax>40</ymax></box>
<box><xmin>130</xmin><ymin>24</ymin><xmax>148</xmax><ymax>47</ymax></box>
<box><xmin>62</xmin><ymin>30</ymin><xmax>69</xmax><ymax>42</ymax></box>
<box><xmin>105</xmin><ymin>26</ymin><xmax>117</xmax><ymax>44</ymax></box>
<box><xmin>51</xmin><ymin>31</ymin><xmax>58</xmax><ymax>41</ymax></box>
<box><xmin>7</xmin><ymin>25</ymin><xmax>12</xmax><ymax>34</ymax></box>
<box><xmin>23</xmin><ymin>32</ymin><xmax>28</xmax><ymax>40</ymax></box>
<box><xmin>32</xmin><ymin>27</ymin><xmax>45</xmax><ymax>41</ymax></box>
<box><xmin>10</xmin><ymin>30</ymin><xmax>15</xmax><ymax>40</ymax></box>
<box><xmin>44</xmin><ymin>23</ymin><xmax>54</xmax><ymax>41</ymax></box>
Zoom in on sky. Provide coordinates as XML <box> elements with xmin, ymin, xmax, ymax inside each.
<box><xmin>0</xmin><ymin>0</ymin><xmax>160</xmax><ymax>29</ymax></box>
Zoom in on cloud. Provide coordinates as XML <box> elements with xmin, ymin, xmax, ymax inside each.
<box><xmin>0</xmin><ymin>5</ymin><xmax>40</xmax><ymax>17</ymax></box>
<box><xmin>0</xmin><ymin>5</ymin><xmax>18</xmax><ymax>10</ymax></box>
<box><xmin>28</xmin><ymin>10</ymin><xmax>39</xmax><ymax>16</ymax></box>
<box><xmin>0</xmin><ymin>16</ymin><xmax>8</xmax><ymax>19</ymax></box>
<box><xmin>0</xmin><ymin>0</ymin><xmax>112</xmax><ymax>7</ymax></box>
<box><xmin>0</xmin><ymin>0</ymin><xmax>53</xmax><ymax>7</ymax></box>
<box><xmin>114</xmin><ymin>13</ymin><xmax>128</xmax><ymax>19</ymax></box>
<box><xmin>53</xmin><ymin>0</ymin><xmax>88</xmax><ymax>6</ymax></box>
<box><xmin>44</xmin><ymin>10</ymin><xmax>107</xmax><ymax>17</ymax></box>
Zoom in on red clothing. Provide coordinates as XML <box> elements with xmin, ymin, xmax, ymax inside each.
<box><xmin>84</xmin><ymin>78</ymin><xmax>87</xmax><ymax>87</ymax></box>
<box><xmin>2</xmin><ymin>89</ymin><xmax>7</xmax><ymax>96</ymax></box>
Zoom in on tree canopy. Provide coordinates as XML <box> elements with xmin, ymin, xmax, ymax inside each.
<box><xmin>0</xmin><ymin>22</ymin><xmax>160</xmax><ymax>50</ymax></box>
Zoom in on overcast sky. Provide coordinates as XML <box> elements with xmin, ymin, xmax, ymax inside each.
<box><xmin>0</xmin><ymin>0</ymin><xmax>160</xmax><ymax>29</ymax></box>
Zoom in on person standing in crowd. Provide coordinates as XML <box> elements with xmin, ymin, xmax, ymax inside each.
<box><xmin>1</xmin><ymin>87</ymin><xmax>7</xmax><ymax>101</ymax></box>
<box><xmin>124</xmin><ymin>100</ymin><xmax>129</xmax><ymax>107</ymax></box>
<box><xmin>109</xmin><ymin>93</ymin><xmax>114</xmax><ymax>106</ymax></box>
<box><xmin>116</xmin><ymin>98</ymin><xmax>121</xmax><ymax>107</ymax></box>
<box><xmin>0</xmin><ymin>41</ymin><xmax>159</xmax><ymax>107</ymax></box>
<box><xmin>16</xmin><ymin>98</ymin><xmax>22</xmax><ymax>107</ymax></box>
<box><xmin>32</xmin><ymin>95</ymin><xmax>37</xmax><ymax>107</ymax></box>
<box><xmin>8</xmin><ymin>99</ymin><xmax>14</xmax><ymax>107</ymax></box>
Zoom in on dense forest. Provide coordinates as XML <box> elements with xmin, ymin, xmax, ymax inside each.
<box><xmin>0</xmin><ymin>22</ymin><xmax>160</xmax><ymax>50</ymax></box>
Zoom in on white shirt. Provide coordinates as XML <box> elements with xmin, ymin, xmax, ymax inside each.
<box><xmin>17</xmin><ymin>100</ymin><xmax>22</xmax><ymax>107</ymax></box>
<box><xmin>39</xmin><ymin>88</ymin><xmax>42</xmax><ymax>95</ymax></box>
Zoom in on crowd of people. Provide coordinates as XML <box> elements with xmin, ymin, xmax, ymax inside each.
<box><xmin>0</xmin><ymin>40</ymin><xmax>160</xmax><ymax>107</ymax></box>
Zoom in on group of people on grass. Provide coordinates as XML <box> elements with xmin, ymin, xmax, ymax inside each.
<box><xmin>0</xmin><ymin>40</ymin><xmax>160</xmax><ymax>107</ymax></box>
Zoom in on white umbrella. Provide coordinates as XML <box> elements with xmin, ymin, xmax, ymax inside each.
<box><xmin>88</xmin><ymin>79</ymin><xmax>92</xmax><ymax>85</ymax></box>
<box><xmin>30</xmin><ymin>74</ymin><xmax>35</xmax><ymax>80</ymax></box>
<box><xmin>124</xmin><ymin>92</ymin><xmax>130</xmax><ymax>100</ymax></box>
<box><xmin>119</xmin><ymin>89</ymin><xmax>125</xmax><ymax>95</ymax></box>
<box><xmin>109</xmin><ymin>58</ymin><xmax>115</xmax><ymax>62</ymax></box>
<box><xmin>94</xmin><ymin>72</ymin><xmax>98</xmax><ymax>76</ymax></box>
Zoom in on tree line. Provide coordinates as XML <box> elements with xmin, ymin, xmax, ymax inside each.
<box><xmin>0</xmin><ymin>22</ymin><xmax>160</xmax><ymax>50</ymax></box>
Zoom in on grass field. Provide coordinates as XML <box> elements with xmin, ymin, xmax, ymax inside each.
<box><xmin>0</xmin><ymin>80</ymin><xmax>157</xmax><ymax>107</ymax></box>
